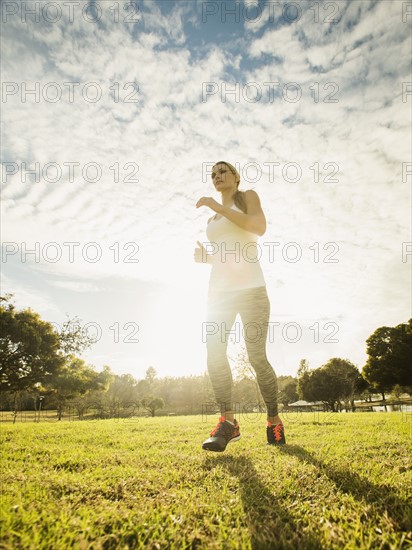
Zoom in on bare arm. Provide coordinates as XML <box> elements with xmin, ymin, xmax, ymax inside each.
<box><xmin>218</xmin><ymin>190</ymin><xmax>267</xmax><ymax>236</ymax></box>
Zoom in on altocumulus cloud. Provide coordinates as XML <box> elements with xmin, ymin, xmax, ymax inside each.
<box><xmin>1</xmin><ymin>0</ymin><xmax>410</xmax><ymax>378</ymax></box>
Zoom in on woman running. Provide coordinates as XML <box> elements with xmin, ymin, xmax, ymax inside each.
<box><xmin>194</xmin><ymin>160</ymin><xmax>286</xmax><ymax>452</ymax></box>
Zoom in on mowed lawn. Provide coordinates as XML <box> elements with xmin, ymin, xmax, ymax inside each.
<box><xmin>1</xmin><ymin>412</ymin><xmax>411</xmax><ymax>549</ymax></box>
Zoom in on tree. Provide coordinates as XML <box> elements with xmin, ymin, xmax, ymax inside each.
<box><xmin>363</xmin><ymin>319</ymin><xmax>412</xmax><ymax>398</ymax></box>
<box><xmin>392</xmin><ymin>384</ymin><xmax>403</xmax><ymax>400</ymax></box>
<box><xmin>279</xmin><ymin>379</ymin><xmax>299</xmax><ymax>406</ymax></box>
<box><xmin>56</xmin><ymin>314</ymin><xmax>96</xmax><ymax>357</ymax></box>
<box><xmin>48</xmin><ymin>356</ymin><xmax>97</xmax><ymax>420</ymax></box>
<box><xmin>48</xmin><ymin>357</ymin><xmax>113</xmax><ymax>420</ymax></box>
<box><xmin>297</xmin><ymin>359</ymin><xmax>310</xmax><ymax>377</ymax></box>
<box><xmin>141</xmin><ymin>394</ymin><xmax>165</xmax><ymax>417</ymax></box>
<box><xmin>136</xmin><ymin>378</ymin><xmax>150</xmax><ymax>398</ymax></box>
<box><xmin>299</xmin><ymin>367</ymin><xmax>339</xmax><ymax>411</ymax></box>
<box><xmin>297</xmin><ymin>359</ymin><xmax>311</xmax><ymax>400</ymax></box>
<box><xmin>298</xmin><ymin>358</ymin><xmax>365</xmax><ymax>412</ymax></box>
<box><xmin>321</xmin><ymin>358</ymin><xmax>366</xmax><ymax>411</ymax></box>
<box><xmin>0</xmin><ymin>297</ymin><xmax>65</xmax><ymax>394</ymax></box>
<box><xmin>103</xmin><ymin>373</ymin><xmax>140</xmax><ymax>417</ymax></box>
<box><xmin>145</xmin><ymin>367</ymin><xmax>157</xmax><ymax>386</ymax></box>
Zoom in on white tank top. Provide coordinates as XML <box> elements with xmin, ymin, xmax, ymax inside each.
<box><xmin>205</xmin><ymin>204</ymin><xmax>266</xmax><ymax>291</ymax></box>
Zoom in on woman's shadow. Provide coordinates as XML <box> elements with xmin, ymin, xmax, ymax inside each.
<box><xmin>202</xmin><ymin>453</ymin><xmax>323</xmax><ymax>550</ymax></box>
<box><xmin>278</xmin><ymin>444</ymin><xmax>411</xmax><ymax>533</ymax></box>
<box><xmin>203</xmin><ymin>445</ymin><xmax>411</xmax><ymax>549</ymax></box>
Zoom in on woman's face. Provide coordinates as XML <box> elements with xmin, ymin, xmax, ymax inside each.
<box><xmin>211</xmin><ymin>163</ymin><xmax>238</xmax><ymax>193</ymax></box>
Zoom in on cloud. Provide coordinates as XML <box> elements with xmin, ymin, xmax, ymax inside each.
<box><xmin>1</xmin><ymin>0</ymin><xmax>410</xmax><ymax>377</ymax></box>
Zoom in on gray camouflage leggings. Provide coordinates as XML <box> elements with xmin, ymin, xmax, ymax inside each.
<box><xmin>206</xmin><ymin>285</ymin><xmax>278</xmax><ymax>417</ymax></box>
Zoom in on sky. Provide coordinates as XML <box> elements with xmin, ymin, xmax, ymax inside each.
<box><xmin>1</xmin><ymin>0</ymin><xmax>411</xmax><ymax>381</ymax></box>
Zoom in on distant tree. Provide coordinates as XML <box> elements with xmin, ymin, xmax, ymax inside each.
<box><xmin>297</xmin><ymin>359</ymin><xmax>311</xmax><ymax>400</ymax></box>
<box><xmin>104</xmin><ymin>373</ymin><xmax>140</xmax><ymax>416</ymax></box>
<box><xmin>392</xmin><ymin>384</ymin><xmax>403</xmax><ymax>400</ymax></box>
<box><xmin>47</xmin><ymin>356</ymin><xmax>101</xmax><ymax>420</ymax></box>
<box><xmin>152</xmin><ymin>374</ymin><xmax>212</xmax><ymax>415</ymax></box>
<box><xmin>363</xmin><ymin>319</ymin><xmax>412</xmax><ymax>399</ymax></box>
<box><xmin>230</xmin><ymin>345</ymin><xmax>255</xmax><ymax>380</ymax></box>
<box><xmin>279</xmin><ymin>379</ymin><xmax>299</xmax><ymax>406</ymax></box>
<box><xmin>62</xmin><ymin>365</ymin><xmax>113</xmax><ymax>420</ymax></box>
<box><xmin>299</xmin><ymin>367</ymin><xmax>339</xmax><ymax>411</ymax></box>
<box><xmin>229</xmin><ymin>344</ymin><xmax>263</xmax><ymax>409</ymax></box>
<box><xmin>233</xmin><ymin>377</ymin><xmax>261</xmax><ymax>410</ymax></box>
<box><xmin>145</xmin><ymin>367</ymin><xmax>157</xmax><ymax>386</ymax></box>
<box><xmin>297</xmin><ymin>359</ymin><xmax>310</xmax><ymax>376</ymax></box>
<box><xmin>136</xmin><ymin>378</ymin><xmax>150</xmax><ymax>397</ymax></box>
<box><xmin>178</xmin><ymin>376</ymin><xmax>203</xmax><ymax>414</ymax></box>
<box><xmin>141</xmin><ymin>394</ymin><xmax>165</xmax><ymax>417</ymax></box>
<box><xmin>47</xmin><ymin>359</ymin><xmax>113</xmax><ymax>420</ymax></box>
<box><xmin>322</xmin><ymin>358</ymin><xmax>367</xmax><ymax>411</ymax></box>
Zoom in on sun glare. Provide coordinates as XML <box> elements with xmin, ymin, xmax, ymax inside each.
<box><xmin>144</xmin><ymin>283</ymin><xmax>209</xmax><ymax>376</ymax></box>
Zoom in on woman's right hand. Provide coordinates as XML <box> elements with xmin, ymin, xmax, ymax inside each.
<box><xmin>194</xmin><ymin>241</ymin><xmax>210</xmax><ymax>263</ymax></box>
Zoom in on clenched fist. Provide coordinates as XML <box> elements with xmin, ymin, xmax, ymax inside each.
<box><xmin>195</xmin><ymin>197</ymin><xmax>222</xmax><ymax>213</ymax></box>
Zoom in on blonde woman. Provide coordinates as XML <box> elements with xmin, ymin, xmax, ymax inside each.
<box><xmin>195</xmin><ymin>161</ymin><xmax>286</xmax><ymax>452</ymax></box>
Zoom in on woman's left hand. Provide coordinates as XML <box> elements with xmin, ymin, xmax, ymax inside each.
<box><xmin>196</xmin><ymin>197</ymin><xmax>222</xmax><ymax>213</ymax></box>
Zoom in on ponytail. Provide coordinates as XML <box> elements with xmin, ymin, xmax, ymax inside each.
<box><xmin>233</xmin><ymin>189</ymin><xmax>247</xmax><ymax>214</ymax></box>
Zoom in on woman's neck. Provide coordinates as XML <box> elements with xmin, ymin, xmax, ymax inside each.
<box><xmin>221</xmin><ymin>191</ymin><xmax>236</xmax><ymax>206</ymax></box>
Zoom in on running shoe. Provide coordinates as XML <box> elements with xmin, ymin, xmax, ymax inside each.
<box><xmin>202</xmin><ymin>416</ymin><xmax>241</xmax><ymax>452</ymax></box>
<box><xmin>267</xmin><ymin>421</ymin><xmax>286</xmax><ymax>446</ymax></box>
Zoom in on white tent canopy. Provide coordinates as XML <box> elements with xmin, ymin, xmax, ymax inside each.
<box><xmin>288</xmin><ymin>400</ymin><xmax>324</xmax><ymax>407</ymax></box>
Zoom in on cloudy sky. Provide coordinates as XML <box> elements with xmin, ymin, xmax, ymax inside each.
<box><xmin>1</xmin><ymin>0</ymin><xmax>411</xmax><ymax>381</ymax></box>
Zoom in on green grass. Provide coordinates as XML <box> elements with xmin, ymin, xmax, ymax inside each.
<box><xmin>1</xmin><ymin>413</ymin><xmax>411</xmax><ymax>549</ymax></box>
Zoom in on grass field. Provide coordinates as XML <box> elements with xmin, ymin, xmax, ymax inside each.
<box><xmin>1</xmin><ymin>412</ymin><xmax>411</xmax><ymax>549</ymax></box>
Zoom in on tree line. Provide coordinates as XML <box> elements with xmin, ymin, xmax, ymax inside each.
<box><xmin>1</xmin><ymin>294</ymin><xmax>411</xmax><ymax>421</ymax></box>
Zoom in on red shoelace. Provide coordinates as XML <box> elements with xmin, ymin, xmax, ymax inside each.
<box><xmin>270</xmin><ymin>422</ymin><xmax>284</xmax><ymax>441</ymax></box>
<box><xmin>210</xmin><ymin>417</ymin><xmax>235</xmax><ymax>436</ymax></box>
